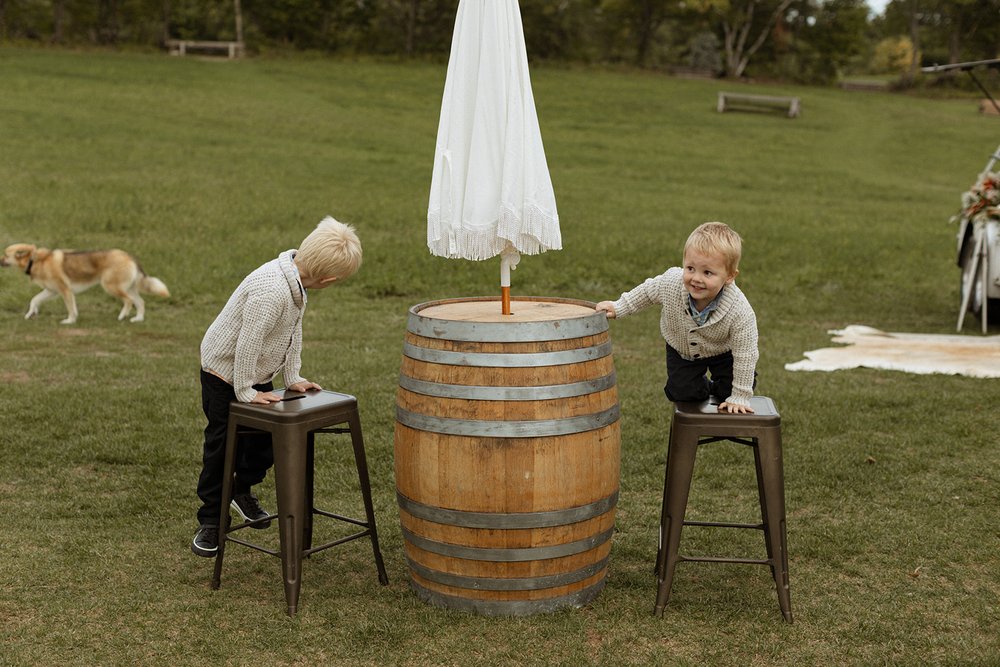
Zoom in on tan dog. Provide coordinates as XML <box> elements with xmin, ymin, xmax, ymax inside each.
<box><xmin>1</xmin><ymin>243</ymin><xmax>170</xmax><ymax>324</ymax></box>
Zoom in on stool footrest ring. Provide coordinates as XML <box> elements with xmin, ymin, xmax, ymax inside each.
<box><xmin>314</xmin><ymin>508</ymin><xmax>370</xmax><ymax>528</ymax></box>
<box><xmin>698</xmin><ymin>436</ymin><xmax>757</xmax><ymax>447</ymax></box>
<box><xmin>226</xmin><ymin>535</ymin><xmax>280</xmax><ymax>557</ymax></box>
<box><xmin>679</xmin><ymin>555</ymin><xmax>772</xmax><ymax>566</ymax></box>
<box><xmin>684</xmin><ymin>519</ymin><xmax>765</xmax><ymax>530</ymax></box>
<box><xmin>304</xmin><ymin>529</ymin><xmax>374</xmax><ymax>557</ymax></box>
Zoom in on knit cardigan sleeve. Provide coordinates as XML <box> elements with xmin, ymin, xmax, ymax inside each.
<box><xmin>611</xmin><ymin>270</ymin><xmax>674</xmax><ymax>318</ymax></box>
<box><xmin>724</xmin><ymin>306</ymin><xmax>759</xmax><ymax>407</ymax></box>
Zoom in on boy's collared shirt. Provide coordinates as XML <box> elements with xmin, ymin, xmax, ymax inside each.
<box><xmin>288</xmin><ymin>250</ymin><xmax>307</xmax><ymax>305</ymax></box>
<box><xmin>688</xmin><ymin>287</ymin><xmax>724</xmax><ymax>326</ymax></box>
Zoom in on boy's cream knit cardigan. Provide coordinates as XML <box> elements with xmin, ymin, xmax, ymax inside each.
<box><xmin>611</xmin><ymin>267</ymin><xmax>759</xmax><ymax>406</ymax></box>
<box><xmin>201</xmin><ymin>250</ymin><xmax>307</xmax><ymax>403</ymax></box>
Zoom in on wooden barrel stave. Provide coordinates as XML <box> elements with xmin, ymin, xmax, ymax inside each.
<box><xmin>394</xmin><ymin>428</ymin><xmax>620</xmax><ymax>513</ymax></box>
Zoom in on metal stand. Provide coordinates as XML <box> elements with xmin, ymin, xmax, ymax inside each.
<box><xmin>957</xmin><ymin>231</ymin><xmax>989</xmax><ymax>333</ymax></box>
<box><xmin>922</xmin><ymin>58</ymin><xmax>1000</xmax><ymax>114</ymax></box>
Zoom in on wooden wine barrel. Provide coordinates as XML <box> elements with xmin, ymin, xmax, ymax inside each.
<box><xmin>394</xmin><ymin>297</ymin><xmax>620</xmax><ymax>616</ymax></box>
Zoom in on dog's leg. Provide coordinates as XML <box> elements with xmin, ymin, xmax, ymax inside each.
<box><xmin>111</xmin><ymin>283</ymin><xmax>145</xmax><ymax>322</ymax></box>
<box><xmin>57</xmin><ymin>288</ymin><xmax>78</xmax><ymax>324</ymax></box>
<box><xmin>127</xmin><ymin>288</ymin><xmax>146</xmax><ymax>323</ymax></box>
<box><xmin>101</xmin><ymin>278</ymin><xmax>133</xmax><ymax>321</ymax></box>
<box><xmin>26</xmin><ymin>289</ymin><xmax>57</xmax><ymax>319</ymax></box>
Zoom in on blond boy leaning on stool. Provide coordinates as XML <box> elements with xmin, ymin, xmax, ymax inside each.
<box><xmin>192</xmin><ymin>216</ymin><xmax>362</xmax><ymax>557</ymax></box>
<box><xmin>596</xmin><ymin>221</ymin><xmax>758</xmax><ymax>415</ymax></box>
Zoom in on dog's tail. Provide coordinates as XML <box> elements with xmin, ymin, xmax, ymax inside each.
<box><xmin>139</xmin><ymin>275</ymin><xmax>170</xmax><ymax>297</ymax></box>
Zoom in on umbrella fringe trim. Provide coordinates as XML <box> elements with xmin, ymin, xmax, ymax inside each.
<box><xmin>428</xmin><ymin>204</ymin><xmax>561</xmax><ymax>260</ymax></box>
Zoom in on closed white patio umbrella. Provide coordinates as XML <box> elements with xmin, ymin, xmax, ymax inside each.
<box><xmin>427</xmin><ymin>0</ymin><xmax>561</xmax><ymax>314</ymax></box>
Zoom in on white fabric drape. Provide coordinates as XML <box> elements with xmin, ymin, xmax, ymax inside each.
<box><xmin>427</xmin><ymin>0</ymin><xmax>561</xmax><ymax>260</ymax></box>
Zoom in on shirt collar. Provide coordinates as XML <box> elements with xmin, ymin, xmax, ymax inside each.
<box><xmin>688</xmin><ymin>286</ymin><xmax>724</xmax><ymax>326</ymax></box>
<box><xmin>278</xmin><ymin>249</ymin><xmax>306</xmax><ymax>308</ymax></box>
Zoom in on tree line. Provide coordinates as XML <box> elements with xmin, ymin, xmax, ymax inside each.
<box><xmin>1</xmin><ymin>1</ymin><xmax>998</xmax><ymax>85</ymax></box>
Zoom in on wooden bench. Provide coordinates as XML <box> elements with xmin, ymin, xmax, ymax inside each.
<box><xmin>717</xmin><ymin>91</ymin><xmax>800</xmax><ymax>118</ymax></box>
<box><xmin>166</xmin><ymin>39</ymin><xmax>244</xmax><ymax>59</ymax></box>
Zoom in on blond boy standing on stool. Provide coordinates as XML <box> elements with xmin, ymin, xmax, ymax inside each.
<box><xmin>596</xmin><ymin>221</ymin><xmax>758</xmax><ymax>414</ymax></box>
<box><xmin>192</xmin><ymin>216</ymin><xmax>362</xmax><ymax>557</ymax></box>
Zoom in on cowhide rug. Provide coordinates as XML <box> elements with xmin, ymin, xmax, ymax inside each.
<box><xmin>785</xmin><ymin>325</ymin><xmax>1000</xmax><ymax>378</ymax></box>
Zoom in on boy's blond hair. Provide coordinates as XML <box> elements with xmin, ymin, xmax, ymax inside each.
<box><xmin>296</xmin><ymin>216</ymin><xmax>362</xmax><ymax>280</ymax></box>
<box><xmin>683</xmin><ymin>221</ymin><xmax>743</xmax><ymax>276</ymax></box>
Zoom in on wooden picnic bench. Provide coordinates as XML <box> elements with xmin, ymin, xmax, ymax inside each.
<box><xmin>166</xmin><ymin>39</ymin><xmax>244</xmax><ymax>59</ymax></box>
<box><xmin>717</xmin><ymin>91</ymin><xmax>800</xmax><ymax>118</ymax></box>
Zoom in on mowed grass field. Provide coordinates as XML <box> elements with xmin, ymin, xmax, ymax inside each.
<box><xmin>1</xmin><ymin>47</ymin><xmax>998</xmax><ymax>665</ymax></box>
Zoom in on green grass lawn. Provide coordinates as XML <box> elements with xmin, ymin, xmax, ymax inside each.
<box><xmin>1</xmin><ymin>47</ymin><xmax>998</xmax><ymax>666</ymax></box>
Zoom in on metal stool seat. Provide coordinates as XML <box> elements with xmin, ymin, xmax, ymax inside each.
<box><xmin>654</xmin><ymin>396</ymin><xmax>792</xmax><ymax>622</ymax></box>
<box><xmin>211</xmin><ymin>389</ymin><xmax>389</xmax><ymax>615</ymax></box>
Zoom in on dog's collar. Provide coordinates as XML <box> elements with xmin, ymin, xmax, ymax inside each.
<box><xmin>24</xmin><ymin>259</ymin><xmax>33</xmax><ymax>276</ymax></box>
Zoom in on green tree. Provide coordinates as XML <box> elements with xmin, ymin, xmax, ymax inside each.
<box><xmin>367</xmin><ymin>0</ymin><xmax>452</xmax><ymax>56</ymax></box>
<box><xmin>169</xmin><ymin>0</ymin><xmax>241</xmax><ymax>43</ymax></box>
<box><xmin>597</xmin><ymin>0</ymin><xmax>681</xmax><ymax>66</ymax></box>
<box><xmin>692</xmin><ymin>0</ymin><xmax>796</xmax><ymax>77</ymax></box>
<box><xmin>871</xmin><ymin>34</ymin><xmax>914</xmax><ymax>73</ymax></box>
<box><xmin>878</xmin><ymin>0</ymin><xmax>1000</xmax><ymax>83</ymax></box>
<box><xmin>518</xmin><ymin>0</ymin><xmax>603</xmax><ymax>62</ymax></box>
<box><xmin>809</xmin><ymin>0</ymin><xmax>870</xmax><ymax>75</ymax></box>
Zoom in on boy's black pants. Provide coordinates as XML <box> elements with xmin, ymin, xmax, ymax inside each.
<box><xmin>664</xmin><ymin>344</ymin><xmax>736</xmax><ymax>403</ymax></box>
<box><xmin>196</xmin><ymin>370</ymin><xmax>274</xmax><ymax>526</ymax></box>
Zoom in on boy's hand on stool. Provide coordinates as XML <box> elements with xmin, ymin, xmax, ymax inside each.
<box><xmin>252</xmin><ymin>391</ymin><xmax>282</xmax><ymax>404</ymax></box>
<box><xmin>287</xmin><ymin>380</ymin><xmax>322</xmax><ymax>392</ymax></box>
<box><xmin>595</xmin><ymin>301</ymin><xmax>617</xmax><ymax>318</ymax></box>
<box><xmin>719</xmin><ymin>402</ymin><xmax>755</xmax><ymax>414</ymax></box>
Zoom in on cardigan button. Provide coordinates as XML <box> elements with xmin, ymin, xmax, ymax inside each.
<box><xmin>690</xmin><ymin>341</ymin><xmax>698</xmax><ymax>345</ymax></box>
<box><xmin>693</xmin><ymin>354</ymin><xmax>701</xmax><ymax>358</ymax></box>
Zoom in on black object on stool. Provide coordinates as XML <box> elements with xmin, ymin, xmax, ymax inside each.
<box><xmin>211</xmin><ymin>389</ymin><xmax>389</xmax><ymax>615</ymax></box>
<box><xmin>654</xmin><ymin>396</ymin><xmax>792</xmax><ymax>622</ymax></box>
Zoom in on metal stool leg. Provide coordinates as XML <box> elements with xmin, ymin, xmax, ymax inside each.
<box><xmin>654</xmin><ymin>423</ymin><xmax>674</xmax><ymax>579</ymax></box>
<box><xmin>757</xmin><ymin>430</ymin><xmax>792</xmax><ymax>623</ymax></box>
<box><xmin>654</xmin><ymin>425</ymin><xmax>699</xmax><ymax>617</ymax></box>
<box><xmin>272</xmin><ymin>424</ymin><xmax>309</xmax><ymax>616</ymax></box>
<box><xmin>348</xmin><ymin>409</ymin><xmax>389</xmax><ymax>585</ymax></box>
<box><xmin>752</xmin><ymin>441</ymin><xmax>774</xmax><ymax>568</ymax></box>
<box><xmin>211</xmin><ymin>416</ymin><xmax>241</xmax><ymax>590</ymax></box>
<box><xmin>304</xmin><ymin>432</ymin><xmax>315</xmax><ymax>553</ymax></box>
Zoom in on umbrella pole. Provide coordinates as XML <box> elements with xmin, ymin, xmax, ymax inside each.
<box><xmin>500</xmin><ymin>246</ymin><xmax>520</xmax><ymax>316</ymax></box>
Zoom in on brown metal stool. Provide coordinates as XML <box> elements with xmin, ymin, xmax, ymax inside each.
<box><xmin>211</xmin><ymin>389</ymin><xmax>389</xmax><ymax>616</ymax></box>
<box><xmin>654</xmin><ymin>396</ymin><xmax>792</xmax><ymax>622</ymax></box>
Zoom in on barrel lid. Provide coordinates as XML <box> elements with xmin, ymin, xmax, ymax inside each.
<box><xmin>407</xmin><ymin>297</ymin><xmax>609</xmax><ymax>342</ymax></box>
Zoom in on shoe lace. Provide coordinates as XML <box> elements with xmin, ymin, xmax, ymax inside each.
<box><xmin>200</xmin><ymin>525</ymin><xmax>218</xmax><ymax>543</ymax></box>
